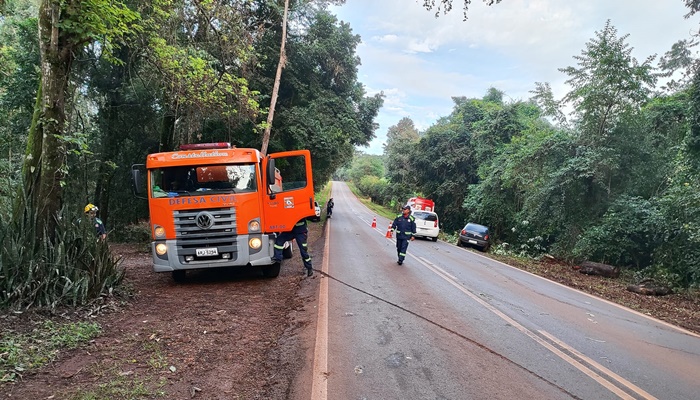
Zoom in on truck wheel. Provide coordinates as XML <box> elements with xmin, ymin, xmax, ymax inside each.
<box><xmin>283</xmin><ymin>242</ymin><xmax>293</xmax><ymax>259</ymax></box>
<box><xmin>172</xmin><ymin>270</ymin><xmax>186</xmax><ymax>282</ymax></box>
<box><xmin>262</xmin><ymin>262</ymin><xmax>281</xmax><ymax>278</ymax></box>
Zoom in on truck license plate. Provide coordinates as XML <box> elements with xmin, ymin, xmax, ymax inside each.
<box><xmin>196</xmin><ymin>248</ymin><xmax>218</xmax><ymax>257</ymax></box>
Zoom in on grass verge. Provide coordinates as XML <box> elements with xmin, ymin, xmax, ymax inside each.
<box><xmin>0</xmin><ymin>320</ymin><xmax>101</xmax><ymax>382</ymax></box>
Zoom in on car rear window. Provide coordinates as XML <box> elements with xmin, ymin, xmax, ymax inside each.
<box><xmin>414</xmin><ymin>211</ymin><xmax>438</xmax><ymax>221</ymax></box>
<box><xmin>465</xmin><ymin>223</ymin><xmax>488</xmax><ymax>234</ymax></box>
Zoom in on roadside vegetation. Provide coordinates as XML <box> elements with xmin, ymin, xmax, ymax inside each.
<box><xmin>339</xmin><ymin>21</ymin><xmax>700</xmax><ymax>292</ymax></box>
<box><xmin>0</xmin><ymin>320</ymin><xmax>100</xmax><ymax>383</ymax></box>
<box><xmin>0</xmin><ymin>0</ymin><xmax>699</xmax><ymax>392</ymax></box>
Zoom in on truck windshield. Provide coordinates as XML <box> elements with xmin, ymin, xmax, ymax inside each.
<box><xmin>150</xmin><ymin>164</ymin><xmax>257</xmax><ymax>198</ymax></box>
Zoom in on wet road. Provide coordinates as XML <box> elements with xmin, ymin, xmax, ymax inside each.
<box><xmin>310</xmin><ymin>181</ymin><xmax>700</xmax><ymax>400</ymax></box>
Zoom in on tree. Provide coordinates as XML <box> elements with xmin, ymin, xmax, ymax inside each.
<box><xmin>261</xmin><ymin>0</ymin><xmax>290</xmax><ymax>155</ymax></box>
<box><xmin>560</xmin><ymin>20</ymin><xmax>656</xmax><ymax>144</ymax></box>
<box><xmin>23</xmin><ymin>0</ymin><xmax>139</xmax><ymax>241</ymax></box>
<box><xmin>140</xmin><ymin>0</ymin><xmax>261</xmax><ymax>152</ymax></box>
<box><xmin>0</xmin><ymin>0</ymin><xmax>39</xmax><ymax>214</ymax></box>
<box><xmin>261</xmin><ymin>8</ymin><xmax>383</xmax><ymax>186</ymax></box>
<box><xmin>421</xmin><ymin>0</ymin><xmax>503</xmax><ymax>19</ymax></box>
<box><xmin>383</xmin><ymin>117</ymin><xmax>420</xmax><ymax>186</ymax></box>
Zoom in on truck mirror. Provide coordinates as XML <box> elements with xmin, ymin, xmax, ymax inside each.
<box><xmin>131</xmin><ymin>164</ymin><xmax>145</xmax><ymax>197</ymax></box>
<box><xmin>267</xmin><ymin>158</ymin><xmax>276</xmax><ymax>184</ymax></box>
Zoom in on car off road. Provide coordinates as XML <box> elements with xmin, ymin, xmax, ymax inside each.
<box><xmin>457</xmin><ymin>222</ymin><xmax>490</xmax><ymax>251</ymax></box>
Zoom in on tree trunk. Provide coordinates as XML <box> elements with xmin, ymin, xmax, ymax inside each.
<box><xmin>260</xmin><ymin>0</ymin><xmax>289</xmax><ymax>156</ymax></box>
<box><xmin>578</xmin><ymin>261</ymin><xmax>620</xmax><ymax>278</ymax></box>
<box><xmin>160</xmin><ymin>111</ymin><xmax>176</xmax><ymax>152</ymax></box>
<box><xmin>18</xmin><ymin>82</ymin><xmax>44</xmax><ymax>217</ymax></box>
<box><xmin>29</xmin><ymin>0</ymin><xmax>73</xmax><ymax>240</ymax></box>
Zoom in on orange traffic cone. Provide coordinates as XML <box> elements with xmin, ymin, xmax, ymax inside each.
<box><xmin>385</xmin><ymin>222</ymin><xmax>393</xmax><ymax>238</ymax></box>
<box><xmin>371</xmin><ymin>217</ymin><xmax>377</xmax><ymax>228</ymax></box>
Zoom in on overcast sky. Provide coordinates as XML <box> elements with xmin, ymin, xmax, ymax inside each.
<box><xmin>328</xmin><ymin>0</ymin><xmax>700</xmax><ymax>155</ymax></box>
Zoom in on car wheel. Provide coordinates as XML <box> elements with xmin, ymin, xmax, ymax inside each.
<box><xmin>172</xmin><ymin>270</ymin><xmax>186</xmax><ymax>283</ymax></box>
<box><xmin>431</xmin><ymin>236</ymin><xmax>438</xmax><ymax>242</ymax></box>
<box><xmin>262</xmin><ymin>262</ymin><xmax>281</xmax><ymax>278</ymax></box>
<box><xmin>456</xmin><ymin>239</ymin><xmax>462</xmax><ymax>247</ymax></box>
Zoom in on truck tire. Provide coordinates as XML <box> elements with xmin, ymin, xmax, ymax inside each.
<box><xmin>262</xmin><ymin>262</ymin><xmax>281</xmax><ymax>278</ymax></box>
<box><xmin>283</xmin><ymin>242</ymin><xmax>293</xmax><ymax>259</ymax></box>
<box><xmin>172</xmin><ymin>270</ymin><xmax>186</xmax><ymax>282</ymax></box>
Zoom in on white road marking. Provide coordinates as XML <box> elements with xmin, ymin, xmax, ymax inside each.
<box><xmin>416</xmin><ymin>256</ymin><xmax>657</xmax><ymax>400</ymax></box>
<box><xmin>311</xmin><ymin>218</ymin><xmax>330</xmax><ymax>400</ymax></box>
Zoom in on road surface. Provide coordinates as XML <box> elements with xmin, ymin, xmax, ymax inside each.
<box><xmin>309</xmin><ymin>181</ymin><xmax>700</xmax><ymax>400</ymax></box>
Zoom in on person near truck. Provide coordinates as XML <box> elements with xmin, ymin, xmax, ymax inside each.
<box><xmin>273</xmin><ymin>219</ymin><xmax>313</xmax><ymax>277</ymax></box>
<box><xmin>391</xmin><ymin>205</ymin><xmax>416</xmax><ymax>265</ymax></box>
<box><xmin>83</xmin><ymin>203</ymin><xmax>107</xmax><ymax>240</ymax></box>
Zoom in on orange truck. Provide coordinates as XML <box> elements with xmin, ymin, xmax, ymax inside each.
<box><xmin>131</xmin><ymin>142</ymin><xmax>315</xmax><ymax>281</ymax></box>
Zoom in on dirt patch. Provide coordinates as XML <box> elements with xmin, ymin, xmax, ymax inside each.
<box><xmin>1</xmin><ymin>222</ymin><xmax>325</xmax><ymax>399</ymax></box>
<box><xmin>2</xmin><ymin>227</ymin><xmax>699</xmax><ymax>399</ymax></box>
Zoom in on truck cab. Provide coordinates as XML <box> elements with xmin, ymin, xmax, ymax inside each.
<box><xmin>132</xmin><ymin>143</ymin><xmax>315</xmax><ymax>281</ymax></box>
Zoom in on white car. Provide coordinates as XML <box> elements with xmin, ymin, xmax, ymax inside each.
<box><xmin>309</xmin><ymin>201</ymin><xmax>321</xmax><ymax>222</ymax></box>
<box><xmin>412</xmin><ymin>210</ymin><xmax>439</xmax><ymax>241</ymax></box>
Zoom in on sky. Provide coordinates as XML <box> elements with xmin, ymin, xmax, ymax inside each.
<box><xmin>328</xmin><ymin>0</ymin><xmax>700</xmax><ymax>155</ymax></box>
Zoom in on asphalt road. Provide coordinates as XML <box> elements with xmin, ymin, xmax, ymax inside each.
<box><xmin>309</xmin><ymin>181</ymin><xmax>700</xmax><ymax>400</ymax></box>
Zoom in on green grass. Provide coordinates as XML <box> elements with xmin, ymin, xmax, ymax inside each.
<box><xmin>65</xmin><ymin>335</ymin><xmax>169</xmax><ymax>399</ymax></box>
<box><xmin>345</xmin><ymin>182</ymin><xmax>396</xmax><ymax>220</ymax></box>
<box><xmin>68</xmin><ymin>375</ymin><xmax>167</xmax><ymax>400</ymax></box>
<box><xmin>0</xmin><ymin>320</ymin><xmax>101</xmax><ymax>382</ymax></box>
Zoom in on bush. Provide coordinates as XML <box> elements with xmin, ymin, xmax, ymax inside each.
<box><xmin>0</xmin><ymin>204</ymin><xmax>124</xmax><ymax>309</ymax></box>
<box><xmin>109</xmin><ymin>220</ymin><xmax>151</xmax><ymax>244</ymax></box>
<box><xmin>572</xmin><ymin>196</ymin><xmax>661</xmax><ymax>269</ymax></box>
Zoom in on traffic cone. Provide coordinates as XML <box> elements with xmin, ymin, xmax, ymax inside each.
<box><xmin>385</xmin><ymin>222</ymin><xmax>393</xmax><ymax>238</ymax></box>
<box><xmin>371</xmin><ymin>217</ymin><xmax>377</xmax><ymax>228</ymax></box>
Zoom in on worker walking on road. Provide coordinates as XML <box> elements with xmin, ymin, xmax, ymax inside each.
<box><xmin>391</xmin><ymin>205</ymin><xmax>416</xmax><ymax>265</ymax></box>
<box><xmin>273</xmin><ymin>219</ymin><xmax>313</xmax><ymax>276</ymax></box>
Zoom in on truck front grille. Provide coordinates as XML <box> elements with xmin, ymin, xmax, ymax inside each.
<box><xmin>173</xmin><ymin>207</ymin><xmax>237</xmax><ymax>256</ymax></box>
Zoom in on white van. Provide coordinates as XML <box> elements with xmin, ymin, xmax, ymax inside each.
<box><xmin>412</xmin><ymin>210</ymin><xmax>439</xmax><ymax>241</ymax></box>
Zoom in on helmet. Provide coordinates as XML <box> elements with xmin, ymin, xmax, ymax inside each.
<box><xmin>402</xmin><ymin>205</ymin><xmax>411</xmax><ymax>211</ymax></box>
<box><xmin>84</xmin><ymin>203</ymin><xmax>98</xmax><ymax>213</ymax></box>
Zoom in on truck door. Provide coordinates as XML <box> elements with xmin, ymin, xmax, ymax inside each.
<box><xmin>262</xmin><ymin>150</ymin><xmax>315</xmax><ymax>232</ymax></box>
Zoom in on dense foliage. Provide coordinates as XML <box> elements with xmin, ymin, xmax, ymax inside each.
<box><xmin>0</xmin><ymin>0</ymin><xmax>380</xmax><ymax>308</ymax></box>
<box><xmin>347</xmin><ymin>20</ymin><xmax>700</xmax><ymax>288</ymax></box>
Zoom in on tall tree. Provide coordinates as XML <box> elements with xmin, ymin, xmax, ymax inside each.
<box><xmin>383</xmin><ymin>117</ymin><xmax>420</xmax><ymax>186</ymax></box>
<box><xmin>263</xmin><ymin>9</ymin><xmax>383</xmax><ymax>186</ymax></box>
<box><xmin>560</xmin><ymin>20</ymin><xmax>656</xmax><ymax>144</ymax></box>
<box><xmin>140</xmin><ymin>0</ymin><xmax>261</xmax><ymax>152</ymax></box>
<box><xmin>261</xmin><ymin>0</ymin><xmax>289</xmax><ymax>156</ymax></box>
<box><xmin>23</xmin><ymin>0</ymin><xmax>139</xmax><ymax>240</ymax></box>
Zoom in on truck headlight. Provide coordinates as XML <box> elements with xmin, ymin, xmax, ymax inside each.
<box><xmin>248</xmin><ymin>219</ymin><xmax>261</xmax><ymax>233</ymax></box>
<box><xmin>155</xmin><ymin>243</ymin><xmax>167</xmax><ymax>256</ymax></box>
<box><xmin>249</xmin><ymin>237</ymin><xmax>262</xmax><ymax>249</ymax></box>
<box><xmin>154</xmin><ymin>225</ymin><xmax>166</xmax><ymax>239</ymax></box>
